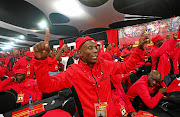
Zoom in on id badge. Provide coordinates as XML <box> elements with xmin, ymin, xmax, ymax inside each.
<box><xmin>94</xmin><ymin>102</ymin><xmax>107</xmax><ymax>117</ymax></box>
<box><xmin>27</xmin><ymin>71</ymin><xmax>30</xmax><ymax>76</ymax></box>
<box><xmin>16</xmin><ymin>94</ymin><xmax>24</xmax><ymax>103</ymax></box>
<box><xmin>120</xmin><ymin>106</ymin><xmax>128</xmax><ymax>116</ymax></box>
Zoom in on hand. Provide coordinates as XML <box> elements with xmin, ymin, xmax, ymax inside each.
<box><xmin>33</xmin><ymin>28</ymin><xmax>50</xmax><ymax>60</ymax></box>
<box><xmin>131</xmin><ymin>111</ymin><xmax>137</xmax><ymax>117</ymax></box>
<box><xmin>159</xmin><ymin>87</ymin><xmax>167</xmax><ymax>94</ymax></box>
<box><xmin>173</xmin><ymin>33</ymin><xmax>178</xmax><ymax>40</ymax></box>
<box><xmin>138</xmin><ymin>29</ymin><xmax>150</xmax><ymax>50</ymax></box>
<box><xmin>11</xmin><ymin>77</ymin><xmax>16</xmax><ymax>82</ymax></box>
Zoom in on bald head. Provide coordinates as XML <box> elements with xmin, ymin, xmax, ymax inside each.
<box><xmin>147</xmin><ymin>70</ymin><xmax>162</xmax><ymax>87</ymax></box>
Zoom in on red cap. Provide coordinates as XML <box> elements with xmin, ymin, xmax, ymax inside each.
<box><xmin>124</xmin><ymin>43</ymin><xmax>131</xmax><ymax>48</ymax></box>
<box><xmin>15</xmin><ymin>69</ymin><xmax>26</xmax><ymax>74</ymax></box>
<box><xmin>26</xmin><ymin>51</ymin><xmax>34</xmax><ymax>58</ymax></box>
<box><xmin>75</xmin><ymin>36</ymin><xmax>95</xmax><ymax>52</ymax></box>
<box><xmin>151</xmin><ymin>35</ymin><xmax>164</xmax><ymax>43</ymax></box>
<box><xmin>72</xmin><ymin>49</ymin><xmax>77</xmax><ymax>53</ymax></box>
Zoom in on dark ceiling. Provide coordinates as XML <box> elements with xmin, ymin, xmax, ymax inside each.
<box><xmin>0</xmin><ymin>0</ymin><xmax>179</xmax><ymax>51</ymax></box>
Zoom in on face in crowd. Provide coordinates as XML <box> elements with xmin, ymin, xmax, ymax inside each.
<box><xmin>73</xmin><ymin>50</ymin><xmax>79</xmax><ymax>59</ymax></box>
<box><xmin>26</xmin><ymin>55</ymin><xmax>32</xmax><ymax>61</ymax></box>
<box><xmin>15</xmin><ymin>73</ymin><xmax>26</xmax><ymax>83</ymax></box>
<box><xmin>147</xmin><ymin>70</ymin><xmax>162</xmax><ymax>87</ymax></box>
<box><xmin>79</xmin><ymin>40</ymin><xmax>98</xmax><ymax>67</ymax></box>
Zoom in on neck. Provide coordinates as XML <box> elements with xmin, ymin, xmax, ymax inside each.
<box><xmin>87</xmin><ymin>63</ymin><xmax>94</xmax><ymax>68</ymax></box>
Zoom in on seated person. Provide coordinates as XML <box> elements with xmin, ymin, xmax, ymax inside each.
<box><xmin>111</xmin><ymin>75</ymin><xmax>137</xmax><ymax>117</ymax></box>
<box><xmin>0</xmin><ymin>69</ymin><xmax>42</xmax><ymax>105</ymax></box>
<box><xmin>127</xmin><ymin>70</ymin><xmax>167</xmax><ymax>111</ymax></box>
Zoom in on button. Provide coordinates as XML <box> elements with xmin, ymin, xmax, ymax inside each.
<box><xmin>93</xmin><ymin>84</ymin><xmax>95</xmax><ymax>85</ymax></box>
<box><xmin>98</xmin><ymin>85</ymin><xmax>100</xmax><ymax>87</ymax></box>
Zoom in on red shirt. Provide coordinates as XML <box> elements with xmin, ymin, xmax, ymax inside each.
<box><xmin>151</xmin><ymin>39</ymin><xmax>177</xmax><ymax>87</ymax></box>
<box><xmin>127</xmin><ymin>75</ymin><xmax>164</xmax><ymax>109</ymax></box>
<box><xmin>111</xmin><ymin>46</ymin><xmax>121</xmax><ymax>57</ymax></box>
<box><xmin>2</xmin><ymin>67</ymin><xmax>10</xmax><ymax>77</ymax></box>
<box><xmin>169</xmin><ymin>47</ymin><xmax>180</xmax><ymax>74</ymax></box>
<box><xmin>102</xmin><ymin>51</ymin><xmax>114</xmax><ymax>61</ymax></box>
<box><xmin>12</xmin><ymin>57</ymin><xmax>35</xmax><ymax>79</ymax></box>
<box><xmin>34</xmin><ymin>47</ymin><xmax>143</xmax><ymax>117</ymax></box>
<box><xmin>0</xmin><ymin>78</ymin><xmax>42</xmax><ymax>105</ymax></box>
<box><xmin>121</xmin><ymin>48</ymin><xmax>132</xmax><ymax>61</ymax></box>
<box><xmin>48</xmin><ymin>56</ymin><xmax>59</xmax><ymax>72</ymax></box>
<box><xmin>0</xmin><ymin>57</ymin><xmax>6</xmax><ymax>63</ymax></box>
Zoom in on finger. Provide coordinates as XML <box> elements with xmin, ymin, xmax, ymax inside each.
<box><xmin>40</xmin><ymin>41</ymin><xmax>45</xmax><ymax>50</ymax></box>
<box><xmin>44</xmin><ymin>28</ymin><xmax>49</xmax><ymax>46</ymax></box>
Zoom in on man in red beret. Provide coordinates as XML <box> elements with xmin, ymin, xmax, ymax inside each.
<box><xmin>121</xmin><ymin>43</ymin><xmax>133</xmax><ymax>62</ymax></box>
<box><xmin>0</xmin><ymin>69</ymin><xmax>42</xmax><ymax>105</ymax></box>
<box><xmin>12</xmin><ymin>51</ymin><xmax>35</xmax><ymax>79</ymax></box>
<box><xmin>33</xmin><ymin>28</ymin><xmax>149</xmax><ymax>117</ymax></box>
<box><xmin>151</xmin><ymin>33</ymin><xmax>178</xmax><ymax>87</ymax></box>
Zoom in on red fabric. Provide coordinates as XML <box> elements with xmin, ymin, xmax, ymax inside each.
<box><xmin>75</xmin><ymin>36</ymin><xmax>95</xmax><ymax>52</ymax></box>
<box><xmin>42</xmin><ymin>109</ymin><xmax>71</xmax><ymax>117</ymax></box>
<box><xmin>167</xmin><ymin>78</ymin><xmax>180</xmax><ymax>93</ymax></box>
<box><xmin>0</xmin><ymin>78</ymin><xmax>42</xmax><ymax>105</ymax></box>
<box><xmin>0</xmin><ymin>57</ymin><xmax>6</xmax><ymax>63</ymax></box>
<box><xmin>72</xmin><ymin>49</ymin><xmax>77</xmax><ymax>53</ymax></box>
<box><xmin>1</xmin><ymin>67</ymin><xmax>10</xmax><ymax>77</ymax></box>
<box><xmin>106</xmin><ymin>29</ymin><xmax>118</xmax><ymax>45</ymax></box>
<box><xmin>34</xmin><ymin>47</ymin><xmax>143</xmax><ymax>117</ymax></box>
<box><xmin>151</xmin><ymin>34</ymin><xmax>165</xmax><ymax>43</ymax></box>
<box><xmin>121</xmin><ymin>48</ymin><xmax>132</xmax><ymax>61</ymax></box>
<box><xmin>15</xmin><ymin>69</ymin><xmax>26</xmax><ymax>74</ymax></box>
<box><xmin>59</xmin><ymin>40</ymin><xmax>64</xmax><ymax>48</ymax></box>
<box><xmin>12</xmin><ymin>57</ymin><xmax>35</xmax><ymax>79</ymax></box>
<box><xmin>98</xmin><ymin>51</ymin><xmax>103</xmax><ymax>59</ymax></box>
<box><xmin>111</xmin><ymin>47</ymin><xmax>121</xmax><ymax>57</ymax></box>
<box><xmin>151</xmin><ymin>39</ymin><xmax>177</xmax><ymax>87</ymax></box>
<box><xmin>112</xmin><ymin>88</ymin><xmax>135</xmax><ymax>116</ymax></box>
<box><xmin>47</xmin><ymin>56</ymin><xmax>59</xmax><ymax>72</ymax></box>
<box><xmin>102</xmin><ymin>51</ymin><xmax>114</xmax><ymax>61</ymax></box>
<box><xmin>169</xmin><ymin>47</ymin><xmax>180</xmax><ymax>74</ymax></box>
<box><xmin>0</xmin><ymin>67</ymin><xmax>3</xmax><ymax>77</ymax></box>
<box><xmin>127</xmin><ymin>75</ymin><xmax>164</xmax><ymax>109</ymax></box>
<box><xmin>26</xmin><ymin>51</ymin><xmax>34</xmax><ymax>58</ymax></box>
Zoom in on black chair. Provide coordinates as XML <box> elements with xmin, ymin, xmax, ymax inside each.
<box><xmin>0</xmin><ymin>89</ymin><xmax>19</xmax><ymax>113</ymax></box>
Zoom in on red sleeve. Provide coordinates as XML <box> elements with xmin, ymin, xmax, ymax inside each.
<box><xmin>0</xmin><ymin>78</ymin><xmax>12</xmax><ymax>92</ymax></box>
<box><xmin>113</xmin><ymin>47</ymin><xmax>144</xmax><ymax>74</ymax></box>
<box><xmin>137</xmin><ymin>84</ymin><xmax>164</xmax><ymax>109</ymax></box>
<box><xmin>167</xmin><ymin>39</ymin><xmax>177</xmax><ymax>52</ymax></box>
<box><xmin>121</xmin><ymin>49</ymin><xmax>127</xmax><ymax>55</ymax></box>
<box><xmin>34</xmin><ymin>59</ymin><xmax>72</xmax><ymax>93</ymax></box>
<box><xmin>151</xmin><ymin>39</ymin><xmax>171</xmax><ymax>58</ymax></box>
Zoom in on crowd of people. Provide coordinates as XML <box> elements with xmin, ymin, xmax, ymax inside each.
<box><xmin>0</xmin><ymin>28</ymin><xmax>180</xmax><ymax>117</ymax></box>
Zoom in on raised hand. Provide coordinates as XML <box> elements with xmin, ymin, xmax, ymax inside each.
<box><xmin>173</xmin><ymin>33</ymin><xmax>178</xmax><ymax>40</ymax></box>
<box><xmin>33</xmin><ymin>28</ymin><xmax>50</xmax><ymax>60</ymax></box>
<box><xmin>138</xmin><ymin>28</ymin><xmax>150</xmax><ymax>50</ymax></box>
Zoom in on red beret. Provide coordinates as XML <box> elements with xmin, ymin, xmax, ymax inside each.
<box><xmin>75</xmin><ymin>36</ymin><xmax>95</xmax><ymax>52</ymax></box>
<box><xmin>124</xmin><ymin>43</ymin><xmax>131</xmax><ymax>48</ymax></box>
<box><xmin>72</xmin><ymin>49</ymin><xmax>77</xmax><ymax>53</ymax></box>
<box><xmin>26</xmin><ymin>51</ymin><xmax>34</xmax><ymax>58</ymax></box>
<box><xmin>15</xmin><ymin>69</ymin><xmax>26</xmax><ymax>74</ymax></box>
<box><xmin>151</xmin><ymin>35</ymin><xmax>164</xmax><ymax>43</ymax></box>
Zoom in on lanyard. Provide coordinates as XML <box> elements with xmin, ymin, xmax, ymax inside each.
<box><xmin>80</xmin><ymin>64</ymin><xmax>101</xmax><ymax>104</ymax></box>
